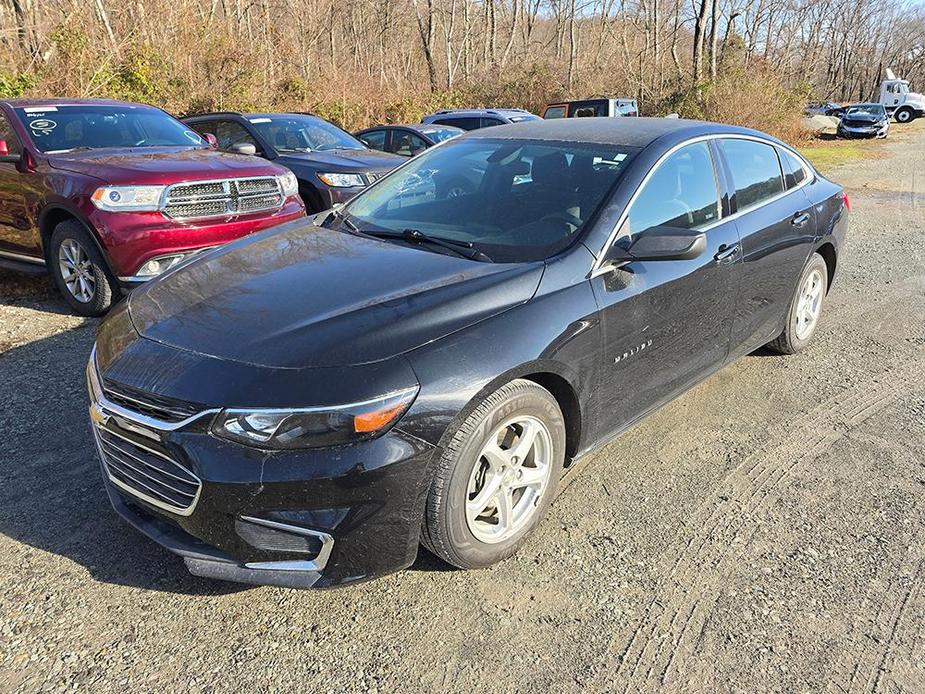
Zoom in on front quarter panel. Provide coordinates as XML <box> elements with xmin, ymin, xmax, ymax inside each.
<box><xmin>400</xmin><ymin>245</ymin><xmax>600</xmax><ymax>456</ymax></box>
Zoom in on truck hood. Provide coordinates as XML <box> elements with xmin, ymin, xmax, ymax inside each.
<box><xmin>48</xmin><ymin>147</ymin><xmax>284</xmax><ymax>184</ymax></box>
<box><xmin>276</xmin><ymin>148</ymin><xmax>403</xmax><ymax>174</ymax></box>
<box><xmin>128</xmin><ymin>222</ymin><xmax>543</xmax><ymax>368</ymax></box>
<box><xmin>904</xmin><ymin>93</ymin><xmax>925</xmax><ymax>107</ymax></box>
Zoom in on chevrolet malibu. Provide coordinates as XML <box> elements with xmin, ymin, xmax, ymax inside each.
<box><xmin>87</xmin><ymin>118</ymin><xmax>848</xmax><ymax>588</ymax></box>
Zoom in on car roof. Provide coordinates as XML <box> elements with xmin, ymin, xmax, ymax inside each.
<box><xmin>364</xmin><ymin>123</ymin><xmax>463</xmax><ymax>133</ymax></box>
<box><xmin>461</xmin><ymin>117</ymin><xmax>779</xmax><ymax>148</ymax></box>
<box><xmin>184</xmin><ymin>111</ymin><xmax>323</xmax><ymax>120</ymax></box>
<box><xmin>425</xmin><ymin>108</ymin><xmax>533</xmax><ymax>118</ymax></box>
<box><xmin>2</xmin><ymin>98</ymin><xmax>160</xmax><ymax>109</ymax></box>
<box><xmin>844</xmin><ymin>103</ymin><xmax>883</xmax><ymax>108</ymax></box>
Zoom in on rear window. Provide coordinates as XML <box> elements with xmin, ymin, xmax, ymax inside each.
<box><xmin>719</xmin><ymin>138</ymin><xmax>784</xmax><ymax>210</ymax></box>
<box><xmin>433</xmin><ymin>117</ymin><xmax>481</xmax><ymax>131</ymax></box>
<box><xmin>779</xmin><ymin>148</ymin><xmax>808</xmax><ymax>190</ymax></box>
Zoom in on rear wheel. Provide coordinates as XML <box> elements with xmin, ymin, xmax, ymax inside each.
<box><xmin>48</xmin><ymin>220</ymin><xmax>119</xmax><ymax>317</ymax></box>
<box><xmin>767</xmin><ymin>253</ymin><xmax>828</xmax><ymax>355</ymax></box>
<box><xmin>421</xmin><ymin>379</ymin><xmax>566</xmax><ymax>569</ymax></box>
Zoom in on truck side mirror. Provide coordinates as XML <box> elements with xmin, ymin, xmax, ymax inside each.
<box><xmin>0</xmin><ymin>139</ymin><xmax>20</xmax><ymax>163</ymax></box>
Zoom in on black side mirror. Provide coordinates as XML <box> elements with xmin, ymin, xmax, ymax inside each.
<box><xmin>606</xmin><ymin>226</ymin><xmax>706</xmax><ymax>264</ymax></box>
<box><xmin>230</xmin><ymin>142</ymin><xmax>257</xmax><ymax>156</ymax></box>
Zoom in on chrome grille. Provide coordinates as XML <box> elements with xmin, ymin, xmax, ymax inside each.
<box><xmin>95</xmin><ymin>425</ymin><xmax>201</xmax><ymax>515</ymax></box>
<box><xmin>102</xmin><ymin>379</ymin><xmax>202</xmax><ymax>424</ymax></box>
<box><xmin>162</xmin><ymin>176</ymin><xmax>284</xmax><ymax>220</ymax></box>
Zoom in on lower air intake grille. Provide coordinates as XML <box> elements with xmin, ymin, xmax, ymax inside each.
<box><xmin>96</xmin><ymin>426</ymin><xmax>201</xmax><ymax>515</ymax></box>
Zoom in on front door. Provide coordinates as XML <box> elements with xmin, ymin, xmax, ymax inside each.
<box><xmin>0</xmin><ymin>111</ymin><xmax>38</xmax><ymax>259</ymax></box>
<box><xmin>590</xmin><ymin>140</ymin><xmax>741</xmax><ymax>441</ymax></box>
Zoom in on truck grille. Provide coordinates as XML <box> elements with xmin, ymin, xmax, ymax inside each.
<box><xmin>95</xmin><ymin>425</ymin><xmax>201</xmax><ymax>515</ymax></box>
<box><xmin>162</xmin><ymin>176</ymin><xmax>283</xmax><ymax>220</ymax></box>
<box><xmin>102</xmin><ymin>379</ymin><xmax>202</xmax><ymax>424</ymax></box>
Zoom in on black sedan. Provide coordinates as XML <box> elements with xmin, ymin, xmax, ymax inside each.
<box><xmin>837</xmin><ymin>103</ymin><xmax>890</xmax><ymax>139</ymax></box>
<box><xmin>355</xmin><ymin>123</ymin><xmax>463</xmax><ymax>156</ymax></box>
<box><xmin>88</xmin><ymin>118</ymin><xmax>849</xmax><ymax>588</ymax></box>
<box><xmin>184</xmin><ymin>112</ymin><xmax>404</xmax><ymax>212</ymax></box>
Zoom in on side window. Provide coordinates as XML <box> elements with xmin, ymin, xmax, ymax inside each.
<box><xmin>358</xmin><ymin>129</ymin><xmax>387</xmax><ymax>151</ymax></box>
<box><xmin>480</xmin><ymin>117</ymin><xmax>505</xmax><ymax>128</ymax></box>
<box><xmin>719</xmin><ymin>138</ymin><xmax>784</xmax><ymax>210</ymax></box>
<box><xmin>214</xmin><ymin>121</ymin><xmax>259</xmax><ymax>151</ymax></box>
<box><xmin>544</xmin><ymin>106</ymin><xmax>567</xmax><ymax>119</ymax></box>
<box><xmin>391</xmin><ymin>131</ymin><xmax>428</xmax><ymax>156</ymax></box>
<box><xmin>434</xmin><ymin>117</ymin><xmax>480</xmax><ymax>131</ymax></box>
<box><xmin>626</xmin><ymin>142</ymin><xmax>720</xmax><ymax>237</ymax></box>
<box><xmin>778</xmin><ymin>148</ymin><xmax>808</xmax><ymax>190</ymax></box>
<box><xmin>0</xmin><ymin>114</ymin><xmax>23</xmax><ymax>156</ymax></box>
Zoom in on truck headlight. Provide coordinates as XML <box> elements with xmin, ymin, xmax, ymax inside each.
<box><xmin>211</xmin><ymin>386</ymin><xmax>419</xmax><ymax>449</ymax></box>
<box><xmin>317</xmin><ymin>172</ymin><xmax>366</xmax><ymax>188</ymax></box>
<box><xmin>277</xmin><ymin>171</ymin><xmax>299</xmax><ymax>197</ymax></box>
<box><xmin>91</xmin><ymin>185</ymin><xmax>166</xmax><ymax>212</ymax></box>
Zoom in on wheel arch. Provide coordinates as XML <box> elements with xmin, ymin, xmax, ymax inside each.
<box><xmin>815</xmin><ymin>241</ymin><xmax>837</xmax><ymax>293</ymax></box>
<box><xmin>38</xmin><ymin>204</ymin><xmax>107</xmax><ymax>264</ymax></box>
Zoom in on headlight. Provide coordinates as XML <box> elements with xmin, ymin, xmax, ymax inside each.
<box><xmin>277</xmin><ymin>170</ymin><xmax>298</xmax><ymax>197</ymax></box>
<box><xmin>91</xmin><ymin>185</ymin><xmax>166</xmax><ymax>212</ymax></box>
<box><xmin>211</xmin><ymin>386</ymin><xmax>418</xmax><ymax>449</ymax></box>
<box><xmin>317</xmin><ymin>172</ymin><xmax>366</xmax><ymax>188</ymax></box>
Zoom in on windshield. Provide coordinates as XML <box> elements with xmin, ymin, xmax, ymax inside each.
<box><xmin>899</xmin><ymin>82</ymin><xmax>910</xmax><ymax>94</ymax></box>
<box><xmin>343</xmin><ymin>138</ymin><xmax>638</xmax><ymax>262</ymax></box>
<box><xmin>248</xmin><ymin>115</ymin><xmax>364</xmax><ymax>152</ymax></box>
<box><xmin>846</xmin><ymin>104</ymin><xmax>886</xmax><ymax>117</ymax></box>
<box><xmin>13</xmin><ymin>105</ymin><xmax>206</xmax><ymax>153</ymax></box>
<box><xmin>424</xmin><ymin>127</ymin><xmax>461</xmax><ymax>143</ymax></box>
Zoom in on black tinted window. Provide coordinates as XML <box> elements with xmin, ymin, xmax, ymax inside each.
<box><xmin>358</xmin><ymin>129</ymin><xmax>387</xmax><ymax>150</ymax></box>
<box><xmin>212</xmin><ymin>121</ymin><xmax>259</xmax><ymax>151</ymax></box>
<box><xmin>434</xmin><ymin>117</ymin><xmax>480</xmax><ymax>130</ymax></box>
<box><xmin>627</xmin><ymin>142</ymin><xmax>720</xmax><ymax>236</ymax></box>
<box><xmin>779</xmin><ymin>148</ymin><xmax>807</xmax><ymax>190</ymax></box>
<box><xmin>480</xmin><ymin>117</ymin><xmax>505</xmax><ymax>128</ymax></box>
<box><xmin>720</xmin><ymin>139</ymin><xmax>784</xmax><ymax>209</ymax></box>
<box><xmin>390</xmin><ymin>131</ymin><xmax>428</xmax><ymax>156</ymax></box>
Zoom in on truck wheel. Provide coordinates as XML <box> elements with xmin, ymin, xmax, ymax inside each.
<box><xmin>421</xmin><ymin>379</ymin><xmax>566</xmax><ymax>569</ymax></box>
<box><xmin>766</xmin><ymin>253</ymin><xmax>828</xmax><ymax>355</ymax></box>
<box><xmin>48</xmin><ymin>220</ymin><xmax>119</xmax><ymax>317</ymax></box>
<box><xmin>895</xmin><ymin>107</ymin><xmax>914</xmax><ymax>123</ymax></box>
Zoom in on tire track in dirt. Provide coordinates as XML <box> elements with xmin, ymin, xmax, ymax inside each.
<box><xmin>598</xmin><ymin>351</ymin><xmax>924</xmax><ymax>693</ymax></box>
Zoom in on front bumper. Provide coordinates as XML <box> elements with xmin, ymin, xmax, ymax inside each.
<box><xmin>87</xmin><ymin>352</ymin><xmax>437</xmax><ymax>588</ymax></box>
<box><xmin>838</xmin><ymin>123</ymin><xmax>889</xmax><ymax>138</ymax></box>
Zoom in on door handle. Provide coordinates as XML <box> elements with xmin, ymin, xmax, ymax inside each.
<box><xmin>791</xmin><ymin>211</ymin><xmax>810</xmax><ymax>228</ymax></box>
<box><xmin>714</xmin><ymin>243</ymin><xmax>739</xmax><ymax>263</ymax></box>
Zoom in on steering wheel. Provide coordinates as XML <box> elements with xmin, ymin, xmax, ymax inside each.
<box><xmin>540</xmin><ymin>211</ymin><xmax>583</xmax><ymax>229</ymax></box>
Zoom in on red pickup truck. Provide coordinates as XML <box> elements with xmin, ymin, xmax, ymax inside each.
<box><xmin>0</xmin><ymin>98</ymin><xmax>305</xmax><ymax>315</ymax></box>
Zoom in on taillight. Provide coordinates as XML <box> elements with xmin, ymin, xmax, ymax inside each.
<box><xmin>841</xmin><ymin>191</ymin><xmax>851</xmax><ymax>211</ymax></box>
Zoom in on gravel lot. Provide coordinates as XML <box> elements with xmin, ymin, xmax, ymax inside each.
<box><xmin>1</xmin><ymin>125</ymin><xmax>923</xmax><ymax>693</ymax></box>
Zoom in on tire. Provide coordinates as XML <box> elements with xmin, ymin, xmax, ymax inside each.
<box><xmin>421</xmin><ymin>379</ymin><xmax>566</xmax><ymax>569</ymax></box>
<box><xmin>299</xmin><ymin>186</ymin><xmax>324</xmax><ymax>214</ymax></box>
<box><xmin>766</xmin><ymin>253</ymin><xmax>828</xmax><ymax>355</ymax></box>
<box><xmin>48</xmin><ymin>220</ymin><xmax>119</xmax><ymax>317</ymax></box>
<box><xmin>895</xmin><ymin>107</ymin><xmax>914</xmax><ymax>124</ymax></box>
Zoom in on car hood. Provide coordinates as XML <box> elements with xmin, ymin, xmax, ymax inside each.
<box><xmin>48</xmin><ymin>147</ymin><xmax>284</xmax><ymax>183</ymax></box>
<box><xmin>276</xmin><ymin>148</ymin><xmax>403</xmax><ymax>173</ymax></box>
<box><xmin>842</xmin><ymin>113</ymin><xmax>884</xmax><ymax>124</ymax></box>
<box><xmin>128</xmin><ymin>222</ymin><xmax>544</xmax><ymax>368</ymax></box>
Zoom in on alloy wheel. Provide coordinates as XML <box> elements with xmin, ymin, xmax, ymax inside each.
<box><xmin>465</xmin><ymin>415</ymin><xmax>553</xmax><ymax>544</ymax></box>
<box><xmin>58</xmin><ymin>238</ymin><xmax>96</xmax><ymax>304</ymax></box>
<box><xmin>794</xmin><ymin>267</ymin><xmax>824</xmax><ymax>340</ymax></box>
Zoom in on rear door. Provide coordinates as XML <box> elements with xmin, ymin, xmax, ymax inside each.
<box><xmin>590</xmin><ymin>140</ymin><xmax>741</xmax><ymax>439</ymax></box>
<box><xmin>715</xmin><ymin>138</ymin><xmax>817</xmax><ymax>357</ymax></box>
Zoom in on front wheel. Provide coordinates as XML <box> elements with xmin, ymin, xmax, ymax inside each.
<box><xmin>895</xmin><ymin>107</ymin><xmax>914</xmax><ymax>124</ymax></box>
<box><xmin>421</xmin><ymin>379</ymin><xmax>566</xmax><ymax>569</ymax></box>
<box><xmin>48</xmin><ymin>220</ymin><xmax>119</xmax><ymax>317</ymax></box>
<box><xmin>766</xmin><ymin>253</ymin><xmax>828</xmax><ymax>355</ymax></box>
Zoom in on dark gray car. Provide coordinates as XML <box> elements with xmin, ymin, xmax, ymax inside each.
<box><xmin>184</xmin><ymin>112</ymin><xmax>404</xmax><ymax>212</ymax></box>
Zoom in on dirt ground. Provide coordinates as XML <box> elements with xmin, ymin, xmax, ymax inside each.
<box><xmin>1</xmin><ymin>124</ymin><xmax>923</xmax><ymax>693</ymax></box>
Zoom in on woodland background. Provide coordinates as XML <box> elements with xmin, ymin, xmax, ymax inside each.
<box><xmin>1</xmin><ymin>0</ymin><xmax>924</xmax><ymax>142</ymax></box>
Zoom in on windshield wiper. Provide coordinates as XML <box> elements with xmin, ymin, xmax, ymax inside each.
<box><xmin>365</xmin><ymin>228</ymin><xmax>493</xmax><ymax>262</ymax></box>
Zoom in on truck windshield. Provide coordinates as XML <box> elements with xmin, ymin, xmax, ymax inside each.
<box><xmin>13</xmin><ymin>105</ymin><xmax>206</xmax><ymax>153</ymax></box>
<box><xmin>247</xmin><ymin>115</ymin><xmax>365</xmax><ymax>152</ymax></box>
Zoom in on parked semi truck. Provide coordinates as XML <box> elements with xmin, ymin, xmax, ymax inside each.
<box><xmin>878</xmin><ymin>69</ymin><xmax>925</xmax><ymax>123</ymax></box>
